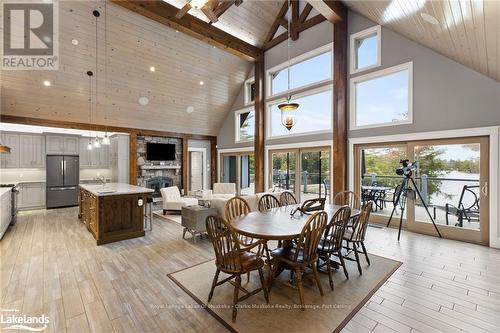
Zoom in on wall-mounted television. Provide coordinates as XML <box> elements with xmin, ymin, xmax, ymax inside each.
<box><xmin>146</xmin><ymin>143</ymin><xmax>176</xmax><ymax>161</ymax></box>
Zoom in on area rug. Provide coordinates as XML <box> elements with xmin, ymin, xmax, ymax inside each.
<box><xmin>153</xmin><ymin>210</ymin><xmax>182</xmax><ymax>224</ymax></box>
<box><xmin>168</xmin><ymin>254</ymin><xmax>401</xmax><ymax>333</ymax></box>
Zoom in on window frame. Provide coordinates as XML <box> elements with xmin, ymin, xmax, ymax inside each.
<box><xmin>349</xmin><ymin>61</ymin><xmax>414</xmax><ymax>130</ymax></box>
<box><xmin>266</xmin><ymin>85</ymin><xmax>333</xmax><ymax>140</ymax></box>
<box><xmin>266</xmin><ymin>43</ymin><xmax>333</xmax><ymax>99</ymax></box>
<box><xmin>350</xmin><ymin>25</ymin><xmax>382</xmax><ymax>74</ymax></box>
<box><xmin>243</xmin><ymin>77</ymin><xmax>255</xmax><ymax>106</ymax></box>
<box><xmin>234</xmin><ymin>107</ymin><xmax>255</xmax><ymax>143</ymax></box>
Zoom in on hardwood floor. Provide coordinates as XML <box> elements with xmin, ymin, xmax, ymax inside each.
<box><xmin>1</xmin><ymin>208</ymin><xmax>499</xmax><ymax>332</ymax></box>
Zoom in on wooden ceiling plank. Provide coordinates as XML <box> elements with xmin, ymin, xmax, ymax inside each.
<box><xmin>111</xmin><ymin>0</ymin><xmax>260</xmax><ymax>61</ymax></box>
<box><xmin>307</xmin><ymin>0</ymin><xmax>346</xmax><ymax>24</ymax></box>
<box><xmin>264</xmin><ymin>1</ymin><xmax>289</xmax><ymax>43</ymax></box>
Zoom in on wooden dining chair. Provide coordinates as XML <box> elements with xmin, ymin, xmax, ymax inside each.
<box><xmin>343</xmin><ymin>201</ymin><xmax>373</xmax><ymax>275</ymax></box>
<box><xmin>258</xmin><ymin>194</ymin><xmax>280</xmax><ymax>212</ymax></box>
<box><xmin>333</xmin><ymin>191</ymin><xmax>361</xmax><ymax>210</ymax></box>
<box><xmin>270</xmin><ymin>211</ymin><xmax>328</xmax><ymax>310</ymax></box>
<box><xmin>224</xmin><ymin>197</ymin><xmax>251</xmax><ymax>222</ymax></box>
<box><xmin>279</xmin><ymin>191</ymin><xmax>298</xmax><ymax>206</ymax></box>
<box><xmin>206</xmin><ymin>215</ymin><xmax>269</xmax><ymax>322</ymax></box>
<box><xmin>317</xmin><ymin>206</ymin><xmax>351</xmax><ymax>289</ymax></box>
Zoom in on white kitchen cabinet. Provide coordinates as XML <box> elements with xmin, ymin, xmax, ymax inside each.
<box><xmin>79</xmin><ymin>138</ymin><xmax>92</xmax><ymax>168</ymax></box>
<box><xmin>46</xmin><ymin>135</ymin><xmax>79</xmax><ymax>155</ymax></box>
<box><xmin>18</xmin><ymin>182</ymin><xmax>45</xmax><ymax>210</ymax></box>
<box><xmin>19</xmin><ymin>134</ymin><xmax>45</xmax><ymax>168</ymax></box>
<box><xmin>0</xmin><ymin>189</ymin><xmax>12</xmax><ymax>239</ymax></box>
<box><xmin>0</xmin><ymin>133</ymin><xmax>20</xmax><ymax>168</ymax></box>
<box><xmin>79</xmin><ymin>137</ymin><xmax>109</xmax><ymax>168</ymax></box>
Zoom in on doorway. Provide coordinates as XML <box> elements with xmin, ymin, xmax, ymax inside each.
<box><xmin>220</xmin><ymin>152</ymin><xmax>255</xmax><ymax>195</ymax></box>
<box><xmin>354</xmin><ymin>136</ymin><xmax>489</xmax><ymax>245</ymax></box>
<box><xmin>188</xmin><ymin>148</ymin><xmax>207</xmax><ymax>191</ymax></box>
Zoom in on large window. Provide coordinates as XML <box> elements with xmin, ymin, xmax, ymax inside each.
<box><xmin>350</xmin><ymin>25</ymin><xmax>381</xmax><ymax>73</ymax></box>
<box><xmin>350</xmin><ymin>62</ymin><xmax>413</xmax><ymax>130</ymax></box>
<box><xmin>268</xmin><ymin>45</ymin><xmax>332</xmax><ymax>97</ymax></box>
<box><xmin>268</xmin><ymin>88</ymin><xmax>332</xmax><ymax>138</ymax></box>
<box><xmin>235</xmin><ymin>109</ymin><xmax>255</xmax><ymax>142</ymax></box>
<box><xmin>244</xmin><ymin>78</ymin><xmax>255</xmax><ymax>105</ymax></box>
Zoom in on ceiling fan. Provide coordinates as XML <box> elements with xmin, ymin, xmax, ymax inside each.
<box><xmin>175</xmin><ymin>0</ymin><xmax>219</xmax><ymax>23</ymax></box>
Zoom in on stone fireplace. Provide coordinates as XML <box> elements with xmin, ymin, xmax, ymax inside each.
<box><xmin>145</xmin><ymin>176</ymin><xmax>173</xmax><ymax>198</ymax></box>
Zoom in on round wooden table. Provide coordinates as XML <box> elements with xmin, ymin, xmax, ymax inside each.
<box><xmin>232</xmin><ymin>203</ymin><xmax>361</xmax><ymax>280</ymax></box>
<box><xmin>232</xmin><ymin>203</ymin><xmax>360</xmax><ymax>241</ymax></box>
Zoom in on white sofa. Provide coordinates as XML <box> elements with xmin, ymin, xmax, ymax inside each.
<box><xmin>160</xmin><ymin>186</ymin><xmax>198</xmax><ymax>213</ymax></box>
<box><xmin>212</xmin><ymin>183</ymin><xmax>237</xmax><ymax>199</ymax></box>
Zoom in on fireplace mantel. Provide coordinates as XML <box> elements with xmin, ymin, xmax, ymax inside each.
<box><xmin>140</xmin><ymin>165</ymin><xmax>181</xmax><ymax>170</ymax></box>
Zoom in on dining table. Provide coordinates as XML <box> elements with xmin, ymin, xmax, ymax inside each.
<box><xmin>232</xmin><ymin>203</ymin><xmax>361</xmax><ymax>280</ymax></box>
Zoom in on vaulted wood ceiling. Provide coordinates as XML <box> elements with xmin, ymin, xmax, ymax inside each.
<box><xmin>343</xmin><ymin>0</ymin><xmax>500</xmax><ymax>83</ymax></box>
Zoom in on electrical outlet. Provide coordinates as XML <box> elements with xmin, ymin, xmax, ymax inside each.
<box><xmin>138</xmin><ymin>199</ymin><xmax>143</xmax><ymax>206</ymax></box>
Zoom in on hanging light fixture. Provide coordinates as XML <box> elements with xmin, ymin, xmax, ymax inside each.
<box><xmin>278</xmin><ymin>0</ymin><xmax>299</xmax><ymax>131</ymax></box>
<box><xmin>92</xmin><ymin>9</ymin><xmax>101</xmax><ymax>148</ymax></box>
<box><xmin>87</xmin><ymin>71</ymin><xmax>94</xmax><ymax>151</ymax></box>
<box><xmin>101</xmin><ymin>2</ymin><xmax>110</xmax><ymax>146</ymax></box>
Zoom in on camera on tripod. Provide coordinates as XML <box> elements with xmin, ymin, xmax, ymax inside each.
<box><xmin>395</xmin><ymin>159</ymin><xmax>417</xmax><ymax>178</ymax></box>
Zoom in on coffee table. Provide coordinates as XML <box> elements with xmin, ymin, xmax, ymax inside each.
<box><xmin>181</xmin><ymin>205</ymin><xmax>218</xmax><ymax>242</ymax></box>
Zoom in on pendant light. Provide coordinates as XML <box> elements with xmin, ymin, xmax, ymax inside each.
<box><xmin>101</xmin><ymin>1</ymin><xmax>110</xmax><ymax>145</ymax></box>
<box><xmin>93</xmin><ymin>9</ymin><xmax>101</xmax><ymax>148</ymax></box>
<box><xmin>277</xmin><ymin>0</ymin><xmax>299</xmax><ymax>131</ymax></box>
<box><xmin>87</xmin><ymin>71</ymin><xmax>94</xmax><ymax>151</ymax></box>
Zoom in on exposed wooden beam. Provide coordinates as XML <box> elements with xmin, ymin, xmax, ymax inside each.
<box><xmin>111</xmin><ymin>0</ymin><xmax>260</xmax><ymax>61</ymax></box>
<box><xmin>332</xmin><ymin>4</ymin><xmax>348</xmax><ymax>196</ymax></box>
<box><xmin>235</xmin><ymin>0</ymin><xmax>243</xmax><ymax>6</ymax></box>
<box><xmin>129</xmin><ymin>132</ymin><xmax>138</xmax><ymax>185</ymax></box>
<box><xmin>291</xmin><ymin>0</ymin><xmax>300</xmax><ymax>40</ymax></box>
<box><xmin>254</xmin><ymin>53</ymin><xmax>265</xmax><ymax>193</ymax></box>
<box><xmin>210</xmin><ymin>138</ymin><xmax>217</xmax><ymax>187</ymax></box>
<box><xmin>182</xmin><ymin>137</ymin><xmax>189</xmax><ymax>193</ymax></box>
<box><xmin>263</xmin><ymin>31</ymin><xmax>288</xmax><ymax>51</ymax></box>
<box><xmin>307</xmin><ymin>0</ymin><xmax>346</xmax><ymax>24</ymax></box>
<box><xmin>264</xmin><ymin>1</ymin><xmax>288</xmax><ymax>43</ymax></box>
<box><xmin>201</xmin><ymin>0</ymin><xmax>219</xmax><ymax>23</ymax></box>
<box><xmin>213</xmin><ymin>0</ymin><xmax>235</xmax><ymax>18</ymax></box>
<box><xmin>298</xmin><ymin>14</ymin><xmax>326</xmax><ymax>32</ymax></box>
<box><xmin>175</xmin><ymin>3</ymin><xmax>191</xmax><ymax>19</ymax></box>
<box><xmin>279</xmin><ymin>18</ymin><xmax>288</xmax><ymax>29</ymax></box>
<box><xmin>299</xmin><ymin>3</ymin><xmax>313</xmax><ymax>22</ymax></box>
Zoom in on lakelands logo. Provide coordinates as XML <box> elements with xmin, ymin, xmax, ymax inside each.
<box><xmin>1</xmin><ymin>0</ymin><xmax>59</xmax><ymax>70</ymax></box>
<box><xmin>0</xmin><ymin>309</ymin><xmax>49</xmax><ymax>331</ymax></box>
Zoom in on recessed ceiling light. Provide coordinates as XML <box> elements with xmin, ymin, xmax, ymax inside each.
<box><xmin>199</xmin><ymin>81</ymin><xmax>204</xmax><ymax>86</ymax></box>
<box><xmin>43</xmin><ymin>36</ymin><xmax>52</xmax><ymax>43</ymax></box>
<box><xmin>420</xmin><ymin>12</ymin><xmax>439</xmax><ymax>25</ymax></box>
<box><xmin>138</xmin><ymin>96</ymin><xmax>149</xmax><ymax>106</ymax></box>
<box><xmin>186</xmin><ymin>106</ymin><xmax>194</xmax><ymax>114</ymax></box>
<box><xmin>71</xmin><ymin>39</ymin><xmax>79</xmax><ymax>45</ymax></box>
<box><xmin>43</xmin><ymin>80</ymin><xmax>51</xmax><ymax>87</ymax></box>
<box><xmin>149</xmin><ymin>66</ymin><xmax>155</xmax><ymax>72</ymax></box>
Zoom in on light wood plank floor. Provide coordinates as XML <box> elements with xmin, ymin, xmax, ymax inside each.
<box><xmin>1</xmin><ymin>208</ymin><xmax>499</xmax><ymax>333</ymax></box>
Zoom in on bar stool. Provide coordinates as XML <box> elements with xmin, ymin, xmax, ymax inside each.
<box><xmin>144</xmin><ymin>196</ymin><xmax>153</xmax><ymax>231</ymax></box>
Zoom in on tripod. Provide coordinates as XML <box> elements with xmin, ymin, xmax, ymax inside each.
<box><xmin>387</xmin><ymin>175</ymin><xmax>442</xmax><ymax>241</ymax></box>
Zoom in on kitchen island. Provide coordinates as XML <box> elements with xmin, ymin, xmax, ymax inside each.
<box><xmin>79</xmin><ymin>183</ymin><xmax>153</xmax><ymax>245</ymax></box>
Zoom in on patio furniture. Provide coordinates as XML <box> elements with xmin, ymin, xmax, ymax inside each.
<box><xmin>444</xmin><ymin>185</ymin><xmax>480</xmax><ymax>227</ymax></box>
<box><xmin>258</xmin><ymin>194</ymin><xmax>280</xmax><ymax>212</ymax></box>
<box><xmin>343</xmin><ymin>201</ymin><xmax>373</xmax><ymax>275</ymax></box>
<box><xmin>361</xmin><ymin>185</ymin><xmax>391</xmax><ymax>211</ymax></box>
<box><xmin>317</xmin><ymin>205</ymin><xmax>351</xmax><ymax>288</ymax></box>
<box><xmin>270</xmin><ymin>211</ymin><xmax>328</xmax><ymax>309</ymax></box>
<box><xmin>160</xmin><ymin>186</ymin><xmax>198</xmax><ymax>214</ymax></box>
<box><xmin>205</xmin><ymin>215</ymin><xmax>269</xmax><ymax>322</ymax></box>
<box><xmin>279</xmin><ymin>191</ymin><xmax>298</xmax><ymax>206</ymax></box>
<box><xmin>181</xmin><ymin>205</ymin><xmax>218</xmax><ymax>242</ymax></box>
<box><xmin>323</xmin><ymin>179</ymin><xmax>330</xmax><ymax>199</ymax></box>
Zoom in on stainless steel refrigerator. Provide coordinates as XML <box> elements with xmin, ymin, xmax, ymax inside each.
<box><xmin>46</xmin><ymin>155</ymin><xmax>80</xmax><ymax>208</ymax></box>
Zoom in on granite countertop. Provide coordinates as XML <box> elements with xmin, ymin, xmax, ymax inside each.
<box><xmin>79</xmin><ymin>183</ymin><xmax>154</xmax><ymax>197</ymax></box>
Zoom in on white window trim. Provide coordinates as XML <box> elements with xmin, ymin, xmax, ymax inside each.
<box><xmin>243</xmin><ymin>77</ymin><xmax>255</xmax><ymax>106</ymax></box>
<box><xmin>266</xmin><ymin>43</ymin><xmax>333</xmax><ymax>98</ymax></box>
<box><xmin>234</xmin><ymin>107</ymin><xmax>255</xmax><ymax>143</ymax></box>
<box><xmin>266</xmin><ymin>85</ymin><xmax>333</xmax><ymax>140</ymax></box>
<box><xmin>350</xmin><ymin>25</ymin><xmax>382</xmax><ymax>74</ymax></box>
<box><xmin>350</xmin><ymin>61</ymin><xmax>413</xmax><ymax>131</ymax></box>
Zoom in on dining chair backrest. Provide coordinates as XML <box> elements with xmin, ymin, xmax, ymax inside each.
<box><xmin>258</xmin><ymin>194</ymin><xmax>280</xmax><ymax>212</ymax></box>
<box><xmin>333</xmin><ymin>190</ymin><xmax>361</xmax><ymax>210</ymax></box>
<box><xmin>348</xmin><ymin>201</ymin><xmax>373</xmax><ymax>242</ymax></box>
<box><xmin>319</xmin><ymin>206</ymin><xmax>351</xmax><ymax>253</ymax></box>
<box><xmin>279</xmin><ymin>191</ymin><xmax>298</xmax><ymax>206</ymax></box>
<box><xmin>206</xmin><ymin>215</ymin><xmax>243</xmax><ymax>273</ymax></box>
<box><xmin>295</xmin><ymin>211</ymin><xmax>328</xmax><ymax>264</ymax></box>
<box><xmin>225</xmin><ymin>197</ymin><xmax>251</xmax><ymax>223</ymax></box>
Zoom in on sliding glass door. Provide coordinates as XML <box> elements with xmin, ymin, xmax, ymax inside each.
<box><xmin>220</xmin><ymin>152</ymin><xmax>255</xmax><ymax>195</ymax></box>
<box><xmin>354</xmin><ymin>137</ymin><xmax>489</xmax><ymax>245</ymax></box>
<box><xmin>269</xmin><ymin>147</ymin><xmax>331</xmax><ymax>202</ymax></box>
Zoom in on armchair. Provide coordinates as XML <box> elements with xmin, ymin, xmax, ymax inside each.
<box><xmin>160</xmin><ymin>186</ymin><xmax>198</xmax><ymax>214</ymax></box>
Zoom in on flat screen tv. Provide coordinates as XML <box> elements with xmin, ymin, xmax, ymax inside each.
<box><xmin>146</xmin><ymin>143</ymin><xmax>176</xmax><ymax>161</ymax></box>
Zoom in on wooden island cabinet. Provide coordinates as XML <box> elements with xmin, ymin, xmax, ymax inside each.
<box><xmin>79</xmin><ymin>183</ymin><xmax>153</xmax><ymax>245</ymax></box>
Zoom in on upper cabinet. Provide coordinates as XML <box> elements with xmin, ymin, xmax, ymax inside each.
<box><xmin>19</xmin><ymin>134</ymin><xmax>45</xmax><ymax>168</ymax></box>
<box><xmin>79</xmin><ymin>137</ymin><xmax>109</xmax><ymax>169</ymax></box>
<box><xmin>46</xmin><ymin>135</ymin><xmax>79</xmax><ymax>155</ymax></box>
<box><xmin>0</xmin><ymin>133</ymin><xmax>20</xmax><ymax>168</ymax></box>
